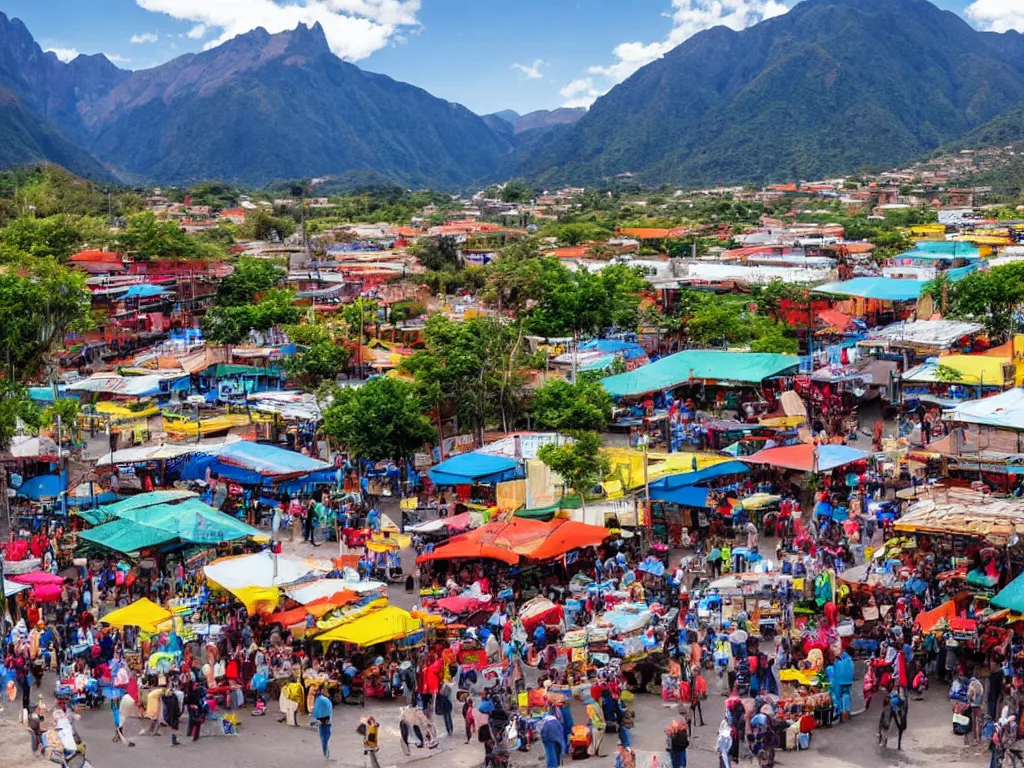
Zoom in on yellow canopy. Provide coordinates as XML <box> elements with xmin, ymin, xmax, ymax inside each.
<box><xmin>932</xmin><ymin>353</ymin><xmax>1013</xmax><ymax>385</ymax></box>
<box><xmin>228</xmin><ymin>586</ymin><xmax>281</xmax><ymax>615</ymax></box>
<box><xmin>99</xmin><ymin>597</ymin><xmax>172</xmax><ymax>632</ymax></box>
<box><xmin>317</xmin><ymin>605</ymin><xmax>421</xmax><ymax>647</ymax></box>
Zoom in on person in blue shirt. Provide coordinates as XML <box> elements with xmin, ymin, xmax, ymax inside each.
<box><xmin>312</xmin><ymin>685</ymin><xmax>333</xmax><ymax>758</ymax></box>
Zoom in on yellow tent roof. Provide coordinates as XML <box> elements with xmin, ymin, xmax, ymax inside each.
<box><xmin>603</xmin><ymin>448</ymin><xmax>730</xmax><ymax>490</ymax></box>
<box><xmin>99</xmin><ymin>597</ymin><xmax>172</xmax><ymax>632</ymax></box>
<box><xmin>316</xmin><ymin>605</ymin><xmax>421</xmax><ymax>647</ymax></box>
<box><xmin>932</xmin><ymin>353</ymin><xmax>1014</xmax><ymax>386</ymax></box>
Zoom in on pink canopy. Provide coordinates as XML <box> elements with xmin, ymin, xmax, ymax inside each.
<box><xmin>436</xmin><ymin>595</ymin><xmax>491</xmax><ymax>614</ymax></box>
<box><xmin>31</xmin><ymin>583</ymin><xmax>63</xmax><ymax>602</ymax></box>
<box><xmin>11</xmin><ymin>571</ymin><xmax>64</xmax><ymax>586</ymax></box>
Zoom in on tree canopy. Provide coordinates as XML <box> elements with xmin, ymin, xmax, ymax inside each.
<box><xmin>115</xmin><ymin>212</ymin><xmax>225</xmax><ymax>261</ymax></box>
<box><xmin>924</xmin><ymin>262</ymin><xmax>1024</xmax><ymax>338</ymax></box>
<box><xmin>283</xmin><ymin>324</ymin><xmax>350</xmax><ymax>390</ymax></box>
<box><xmin>530</xmin><ymin>377</ymin><xmax>613</xmax><ymax>432</ymax></box>
<box><xmin>321</xmin><ymin>377</ymin><xmax>436</xmax><ymax>463</ymax></box>
<box><xmin>202</xmin><ymin>288</ymin><xmax>300</xmax><ymax>346</ymax></box>
<box><xmin>215</xmin><ymin>256</ymin><xmax>286</xmax><ymax>307</ymax></box>
<box><xmin>0</xmin><ymin>257</ymin><xmax>92</xmax><ymax>380</ymax></box>
<box><xmin>537</xmin><ymin>431</ymin><xmax>610</xmax><ymax>511</ymax></box>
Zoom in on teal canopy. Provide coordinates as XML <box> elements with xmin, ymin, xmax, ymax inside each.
<box><xmin>601</xmin><ymin>350</ymin><xmax>799</xmax><ymax>398</ymax></box>
<box><xmin>992</xmin><ymin>572</ymin><xmax>1024</xmax><ymax>613</ymax></box>
<box><xmin>77</xmin><ymin>497</ymin><xmax>260</xmax><ymax>554</ymax></box>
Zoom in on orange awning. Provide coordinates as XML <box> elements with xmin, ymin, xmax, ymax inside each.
<box><xmin>914</xmin><ymin>600</ymin><xmax>956</xmax><ymax>634</ymax></box>
<box><xmin>264</xmin><ymin>590</ymin><xmax>358</xmax><ymax>626</ymax></box>
<box><xmin>416</xmin><ymin>517</ymin><xmax>609</xmax><ymax>566</ymax></box>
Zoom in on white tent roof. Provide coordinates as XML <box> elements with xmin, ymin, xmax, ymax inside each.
<box><xmin>870</xmin><ymin>320</ymin><xmax>984</xmax><ymax>349</ymax></box>
<box><xmin>4</xmin><ymin>578</ymin><xmax>31</xmax><ymax>598</ymax></box>
<box><xmin>949</xmin><ymin>387</ymin><xmax>1024</xmax><ymax>430</ymax></box>
<box><xmin>203</xmin><ymin>551</ymin><xmax>333</xmax><ymax>590</ymax></box>
<box><xmin>285</xmin><ymin>577</ymin><xmax>385</xmax><ymax>604</ymax></box>
<box><xmin>10</xmin><ymin>435</ymin><xmax>58</xmax><ymax>459</ymax></box>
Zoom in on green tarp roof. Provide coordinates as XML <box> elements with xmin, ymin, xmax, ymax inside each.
<box><xmin>601</xmin><ymin>350</ymin><xmax>799</xmax><ymax>398</ymax></box>
<box><xmin>77</xmin><ymin>497</ymin><xmax>260</xmax><ymax>554</ymax></box>
<box><xmin>515</xmin><ymin>494</ymin><xmax>582</xmax><ymax>520</ymax></box>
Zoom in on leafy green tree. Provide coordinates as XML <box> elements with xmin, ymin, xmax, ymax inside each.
<box><xmin>412</xmin><ymin>236</ymin><xmax>460</xmax><ymax>271</ymax></box>
<box><xmin>321</xmin><ymin>377</ymin><xmax>436</xmax><ymax>463</ymax></box>
<box><xmin>203</xmin><ymin>290</ymin><xmax>300</xmax><ymax>345</ymax></box>
<box><xmin>283</xmin><ymin>324</ymin><xmax>350</xmax><ymax>390</ymax></box>
<box><xmin>537</xmin><ymin>431</ymin><xmax>610</xmax><ymax>512</ymax></box>
<box><xmin>925</xmin><ymin>262</ymin><xmax>1024</xmax><ymax>338</ymax></box>
<box><xmin>531</xmin><ymin>377</ymin><xmax>613</xmax><ymax>432</ymax></box>
<box><xmin>41</xmin><ymin>398</ymin><xmax>81</xmax><ymax>443</ymax></box>
<box><xmin>115</xmin><ymin>212</ymin><xmax>223</xmax><ymax>261</ymax></box>
<box><xmin>0</xmin><ymin>215</ymin><xmax>110</xmax><ymax>260</ymax></box>
<box><xmin>501</xmin><ymin>179</ymin><xmax>533</xmax><ymax>204</ymax></box>
<box><xmin>549</xmin><ymin>222</ymin><xmax>610</xmax><ymax>246</ymax></box>
<box><xmin>0</xmin><ymin>257</ymin><xmax>92</xmax><ymax>380</ymax></box>
<box><xmin>216</xmin><ymin>257</ymin><xmax>286</xmax><ymax>307</ymax></box>
<box><xmin>0</xmin><ymin>381</ymin><xmax>40</xmax><ymax>452</ymax></box>
<box><xmin>241</xmin><ymin>207</ymin><xmax>296</xmax><ymax>241</ymax></box>
<box><xmin>515</xmin><ymin>260</ymin><xmax>650</xmax><ymax>336</ymax></box>
<box><xmin>401</xmin><ymin>314</ymin><xmax>529</xmax><ymax>433</ymax></box>
<box><xmin>342</xmin><ymin>298</ymin><xmax>380</xmax><ymax>338</ymax></box>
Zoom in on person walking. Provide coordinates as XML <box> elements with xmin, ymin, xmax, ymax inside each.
<box><xmin>436</xmin><ymin>680</ymin><xmax>454</xmax><ymax>736</ymax></box>
<box><xmin>585</xmin><ymin>694</ymin><xmax>606</xmax><ymax>758</ymax></box>
<box><xmin>313</xmin><ymin>685</ymin><xmax>333</xmax><ymax>758</ymax></box>
<box><xmin>540</xmin><ymin>706</ymin><xmax>564</xmax><ymax>768</ymax></box>
<box><xmin>363</xmin><ymin>716</ymin><xmax>381</xmax><ymax>768</ymax></box>
<box><xmin>667</xmin><ymin>719</ymin><xmax>689</xmax><ymax>768</ymax></box>
<box><xmin>460</xmin><ymin>692</ymin><xmax>477</xmax><ymax>744</ymax></box>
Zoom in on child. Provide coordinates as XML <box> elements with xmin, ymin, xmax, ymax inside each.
<box><xmin>251</xmin><ymin>694</ymin><xmax>267</xmax><ymax>716</ymax></box>
<box><xmin>461</xmin><ymin>692</ymin><xmax>477</xmax><ymax>744</ymax></box>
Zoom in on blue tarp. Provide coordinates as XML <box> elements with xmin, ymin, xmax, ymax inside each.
<box><xmin>120</xmin><ymin>284</ymin><xmax>171</xmax><ymax>299</ymax></box>
<box><xmin>213</xmin><ymin>441</ymin><xmax>331</xmax><ymax>478</ymax></box>
<box><xmin>899</xmin><ymin>241</ymin><xmax>980</xmax><ymax>259</ymax></box>
<box><xmin>18</xmin><ymin>473</ymin><xmax>65</xmax><ymax>500</ymax></box>
<box><xmin>428</xmin><ymin>452</ymin><xmax>521</xmax><ymax>486</ymax></box>
<box><xmin>579</xmin><ymin>339</ymin><xmax>648</xmax><ymax>361</ymax></box>
<box><xmin>650</xmin><ymin>484</ymin><xmax>710</xmax><ymax>508</ymax></box>
<box><xmin>650</xmin><ymin>461</ymin><xmax>750</xmax><ymax>492</ymax></box>
<box><xmin>814</xmin><ymin>277</ymin><xmax>926</xmax><ymax>301</ymax></box>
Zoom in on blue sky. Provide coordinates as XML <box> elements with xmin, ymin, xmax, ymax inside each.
<box><xmin>3</xmin><ymin>0</ymin><xmax>1005</xmax><ymax>116</ymax></box>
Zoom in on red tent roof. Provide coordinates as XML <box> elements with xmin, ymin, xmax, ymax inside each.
<box><xmin>70</xmin><ymin>249</ymin><xmax>122</xmax><ymax>263</ymax></box>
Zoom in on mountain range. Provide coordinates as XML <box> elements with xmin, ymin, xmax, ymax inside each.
<box><xmin>4</xmin><ymin>0</ymin><xmax>1024</xmax><ymax>189</ymax></box>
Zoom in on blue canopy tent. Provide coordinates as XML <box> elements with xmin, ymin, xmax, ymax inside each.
<box><xmin>648</xmin><ymin>460</ymin><xmax>750</xmax><ymax>507</ymax></box>
<box><xmin>179</xmin><ymin>441</ymin><xmax>331</xmax><ymax>486</ymax></box>
<box><xmin>18</xmin><ymin>473</ymin><xmax>65</xmax><ymax>500</ymax></box>
<box><xmin>428</xmin><ymin>452</ymin><xmax>521</xmax><ymax>486</ymax></box>
<box><xmin>120</xmin><ymin>284</ymin><xmax>172</xmax><ymax>299</ymax></box>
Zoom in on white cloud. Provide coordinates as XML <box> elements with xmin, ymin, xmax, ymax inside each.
<box><xmin>135</xmin><ymin>0</ymin><xmax>422</xmax><ymax>61</ymax></box>
<box><xmin>46</xmin><ymin>47</ymin><xmax>80</xmax><ymax>63</ymax></box>
<box><xmin>106</xmin><ymin>53</ymin><xmax>133</xmax><ymax>64</ymax></box>
<box><xmin>512</xmin><ymin>59</ymin><xmax>546</xmax><ymax>80</ymax></box>
<box><xmin>564</xmin><ymin>0</ymin><xmax>789</xmax><ymax>106</ymax></box>
<box><xmin>130</xmin><ymin>32</ymin><xmax>159</xmax><ymax>44</ymax></box>
<box><xmin>965</xmin><ymin>0</ymin><xmax>1024</xmax><ymax>32</ymax></box>
<box><xmin>186</xmin><ymin>23</ymin><xmax>207</xmax><ymax>39</ymax></box>
<box><xmin>560</xmin><ymin>77</ymin><xmax>601</xmax><ymax>109</ymax></box>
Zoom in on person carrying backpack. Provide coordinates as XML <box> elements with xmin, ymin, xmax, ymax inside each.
<box><xmin>666</xmin><ymin>718</ymin><xmax>689</xmax><ymax>768</ymax></box>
